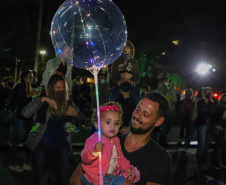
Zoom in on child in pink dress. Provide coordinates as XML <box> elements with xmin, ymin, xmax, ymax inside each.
<box><xmin>81</xmin><ymin>102</ymin><xmax>140</xmax><ymax>185</ymax></box>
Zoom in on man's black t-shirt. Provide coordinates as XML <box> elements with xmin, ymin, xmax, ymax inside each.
<box><xmin>119</xmin><ymin>134</ymin><xmax>172</xmax><ymax>185</ymax></box>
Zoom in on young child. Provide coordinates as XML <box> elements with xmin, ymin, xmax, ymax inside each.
<box><xmin>80</xmin><ymin>102</ymin><xmax>140</xmax><ymax>185</ymax></box>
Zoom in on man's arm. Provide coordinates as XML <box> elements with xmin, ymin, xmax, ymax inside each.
<box><xmin>70</xmin><ymin>163</ymin><xmax>83</xmax><ymax>185</ymax></box>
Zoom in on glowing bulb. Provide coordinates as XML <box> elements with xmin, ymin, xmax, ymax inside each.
<box><xmin>197</xmin><ymin>63</ymin><xmax>211</xmax><ymax>75</ymax></box>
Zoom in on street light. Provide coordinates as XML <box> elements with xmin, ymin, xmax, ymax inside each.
<box><xmin>196</xmin><ymin>63</ymin><xmax>212</xmax><ymax>75</ymax></box>
<box><xmin>40</xmin><ymin>50</ymin><xmax>46</xmax><ymax>63</ymax></box>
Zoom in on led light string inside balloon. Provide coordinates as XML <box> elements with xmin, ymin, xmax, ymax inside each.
<box><xmin>78</xmin><ymin>6</ymin><xmax>107</xmax><ymax>68</ymax></box>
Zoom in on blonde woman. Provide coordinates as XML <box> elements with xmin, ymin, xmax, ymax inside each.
<box><xmin>22</xmin><ymin>74</ymin><xmax>84</xmax><ymax>185</ymax></box>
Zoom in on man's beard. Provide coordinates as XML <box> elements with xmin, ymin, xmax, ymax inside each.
<box><xmin>130</xmin><ymin>117</ymin><xmax>156</xmax><ymax>135</ymax></box>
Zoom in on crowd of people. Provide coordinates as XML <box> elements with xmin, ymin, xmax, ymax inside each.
<box><xmin>0</xmin><ymin>40</ymin><xmax>226</xmax><ymax>185</ymax></box>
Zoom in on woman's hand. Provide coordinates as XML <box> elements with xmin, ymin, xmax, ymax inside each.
<box><xmin>67</xmin><ymin>106</ymin><xmax>78</xmax><ymax>117</ymax></box>
<box><xmin>41</xmin><ymin>97</ymin><xmax>57</xmax><ymax>110</ymax></box>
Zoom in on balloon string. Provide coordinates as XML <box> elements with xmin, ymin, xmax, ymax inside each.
<box><xmin>92</xmin><ymin>69</ymin><xmax>101</xmax><ymax>142</ymax></box>
<box><xmin>91</xmin><ymin>69</ymin><xmax>103</xmax><ymax>185</ymax></box>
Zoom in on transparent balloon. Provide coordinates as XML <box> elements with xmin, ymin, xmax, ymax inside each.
<box><xmin>51</xmin><ymin>0</ymin><xmax>127</xmax><ymax>70</ymax></box>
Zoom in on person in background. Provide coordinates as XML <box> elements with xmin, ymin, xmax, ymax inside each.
<box><xmin>80</xmin><ymin>76</ymin><xmax>92</xmax><ymax>116</ymax></box>
<box><xmin>31</xmin><ymin>70</ymin><xmax>40</xmax><ymax>88</ymax></box>
<box><xmin>70</xmin><ymin>92</ymin><xmax>172</xmax><ymax>185</ymax></box>
<box><xmin>2</xmin><ymin>76</ymin><xmax>15</xmax><ymax>104</ymax></box>
<box><xmin>9</xmin><ymin>69</ymin><xmax>40</xmax><ymax>172</ymax></box>
<box><xmin>156</xmin><ymin>77</ymin><xmax>177</xmax><ymax>147</ymax></box>
<box><xmin>71</xmin><ymin>76</ymin><xmax>82</xmax><ymax>130</ymax></box>
<box><xmin>0</xmin><ymin>76</ymin><xmax>15</xmax><ymax>146</ymax></box>
<box><xmin>195</xmin><ymin>87</ymin><xmax>215</xmax><ymax>171</ymax></box>
<box><xmin>187</xmin><ymin>89</ymin><xmax>203</xmax><ymax>147</ymax></box>
<box><xmin>179</xmin><ymin>88</ymin><xmax>194</xmax><ymax>148</ymax></box>
<box><xmin>22</xmin><ymin>74</ymin><xmax>84</xmax><ymax>185</ymax></box>
<box><xmin>108</xmin><ymin>40</ymin><xmax>141</xmax><ymax>135</ymax></box>
<box><xmin>210</xmin><ymin>93</ymin><xmax>226</xmax><ymax>168</ymax></box>
<box><xmin>72</xmin><ymin>76</ymin><xmax>81</xmax><ymax>104</ymax></box>
<box><xmin>0</xmin><ymin>77</ymin><xmax>5</xmax><ymax>110</ymax></box>
<box><xmin>140</xmin><ymin>84</ymin><xmax>150</xmax><ymax>97</ymax></box>
<box><xmin>107</xmin><ymin>78</ymin><xmax>141</xmax><ymax>135</ymax></box>
<box><xmin>41</xmin><ymin>41</ymin><xmax>73</xmax><ymax>92</ymax></box>
<box><xmin>110</xmin><ymin>40</ymin><xmax>140</xmax><ymax>86</ymax></box>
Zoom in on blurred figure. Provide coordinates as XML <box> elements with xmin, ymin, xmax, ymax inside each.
<box><xmin>72</xmin><ymin>76</ymin><xmax>81</xmax><ymax>103</ymax></box>
<box><xmin>2</xmin><ymin>76</ymin><xmax>15</xmax><ymax>104</ymax></box>
<box><xmin>210</xmin><ymin>93</ymin><xmax>226</xmax><ymax>168</ymax></box>
<box><xmin>9</xmin><ymin>69</ymin><xmax>40</xmax><ymax>172</ymax></box>
<box><xmin>156</xmin><ymin>77</ymin><xmax>177</xmax><ymax>147</ymax></box>
<box><xmin>188</xmin><ymin>89</ymin><xmax>203</xmax><ymax>146</ymax></box>
<box><xmin>41</xmin><ymin>42</ymin><xmax>73</xmax><ymax>92</ymax></box>
<box><xmin>140</xmin><ymin>84</ymin><xmax>150</xmax><ymax>97</ymax></box>
<box><xmin>0</xmin><ymin>76</ymin><xmax>15</xmax><ymax>146</ymax></box>
<box><xmin>179</xmin><ymin>88</ymin><xmax>194</xmax><ymax>147</ymax></box>
<box><xmin>79</xmin><ymin>76</ymin><xmax>92</xmax><ymax>116</ymax></box>
<box><xmin>107</xmin><ymin>78</ymin><xmax>141</xmax><ymax>135</ymax></box>
<box><xmin>110</xmin><ymin>40</ymin><xmax>140</xmax><ymax>85</ymax></box>
<box><xmin>31</xmin><ymin>70</ymin><xmax>39</xmax><ymax>88</ymax></box>
<box><xmin>108</xmin><ymin>41</ymin><xmax>141</xmax><ymax>134</ymax></box>
<box><xmin>170</xmin><ymin>82</ymin><xmax>181</xmax><ymax>115</ymax></box>
<box><xmin>0</xmin><ymin>77</ymin><xmax>5</xmax><ymax>110</ymax></box>
<box><xmin>195</xmin><ymin>87</ymin><xmax>215</xmax><ymax>171</ymax></box>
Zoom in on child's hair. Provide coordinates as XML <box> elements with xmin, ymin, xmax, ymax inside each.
<box><xmin>91</xmin><ymin>101</ymin><xmax>123</xmax><ymax>126</ymax></box>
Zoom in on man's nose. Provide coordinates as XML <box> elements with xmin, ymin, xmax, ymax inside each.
<box><xmin>135</xmin><ymin>112</ymin><xmax>142</xmax><ymax>119</ymax></box>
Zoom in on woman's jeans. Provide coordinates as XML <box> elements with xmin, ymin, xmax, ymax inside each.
<box><xmin>196</xmin><ymin>124</ymin><xmax>212</xmax><ymax>166</ymax></box>
<box><xmin>32</xmin><ymin>141</ymin><xmax>69</xmax><ymax>185</ymax></box>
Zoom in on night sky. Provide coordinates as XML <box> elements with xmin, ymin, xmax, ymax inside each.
<box><xmin>1</xmin><ymin>0</ymin><xmax>226</xmax><ymax>90</ymax></box>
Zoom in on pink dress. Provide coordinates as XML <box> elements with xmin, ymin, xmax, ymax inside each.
<box><xmin>81</xmin><ymin>132</ymin><xmax>140</xmax><ymax>185</ymax></box>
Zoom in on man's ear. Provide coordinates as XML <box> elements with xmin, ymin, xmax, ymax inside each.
<box><xmin>155</xmin><ymin>117</ymin><xmax>164</xmax><ymax>127</ymax></box>
<box><xmin>94</xmin><ymin>121</ymin><xmax>98</xmax><ymax>130</ymax></box>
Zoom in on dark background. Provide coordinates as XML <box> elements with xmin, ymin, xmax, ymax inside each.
<box><xmin>1</xmin><ymin>0</ymin><xmax>226</xmax><ymax>90</ymax></box>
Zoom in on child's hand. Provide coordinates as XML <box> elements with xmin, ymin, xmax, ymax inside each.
<box><xmin>127</xmin><ymin>168</ymin><xmax>135</xmax><ymax>182</ymax></box>
<box><xmin>95</xmin><ymin>142</ymin><xmax>103</xmax><ymax>153</ymax></box>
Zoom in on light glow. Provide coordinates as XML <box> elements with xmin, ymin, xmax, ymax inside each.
<box><xmin>197</xmin><ymin>63</ymin><xmax>211</xmax><ymax>75</ymax></box>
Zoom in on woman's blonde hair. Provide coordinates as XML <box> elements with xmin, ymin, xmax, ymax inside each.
<box><xmin>91</xmin><ymin>101</ymin><xmax>123</xmax><ymax>126</ymax></box>
<box><xmin>47</xmin><ymin>74</ymin><xmax>69</xmax><ymax>116</ymax></box>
